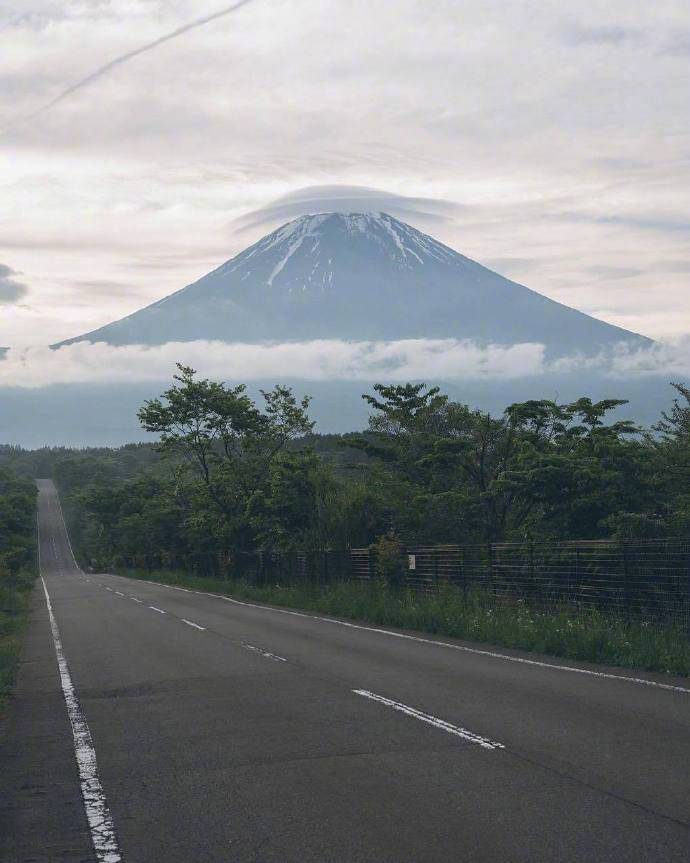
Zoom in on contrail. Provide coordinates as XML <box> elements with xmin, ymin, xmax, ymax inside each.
<box><xmin>2</xmin><ymin>0</ymin><xmax>256</xmax><ymax>133</ymax></box>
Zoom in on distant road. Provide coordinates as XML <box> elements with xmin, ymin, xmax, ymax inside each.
<box><xmin>1</xmin><ymin>480</ymin><xmax>689</xmax><ymax>861</ymax></box>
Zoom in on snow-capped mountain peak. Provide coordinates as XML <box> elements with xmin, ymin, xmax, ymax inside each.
<box><xmin>59</xmin><ymin>212</ymin><xmax>650</xmax><ymax>356</ymax></box>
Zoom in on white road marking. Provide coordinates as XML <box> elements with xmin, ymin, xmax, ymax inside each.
<box><xmin>160</xmin><ymin>588</ymin><xmax>690</xmax><ymax>695</ymax></box>
<box><xmin>181</xmin><ymin>618</ymin><xmax>206</xmax><ymax>630</ymax></box>
<box><xmin>54</xmin><ymin>489</ymin><xmax>83</xmax><ymax>573</ymax></box>
<box><xmin>241</xmin><ymin>641</ymin><xmax>287</xmax><ymax>662</ymax></box>
<box><xmin>105</xmin><ymin>587</ymin><xmax>113</xmax><ymax>592</ymax></box>
<box><xmin>130</xmin><ymin>597</ymin><xmax>143</xmax><ymax>603</ymax></box>
<box><xmin>353</xmin><ymin>689</ymin><xmax>504</xmax><ymax>750</ymax></box>
<box><xmin>41</xmin><ymin>578</ymin><xmax>122</xmax><ymax>862</ymax></box>
<box><xmin>149</xmin><ymin>606</ymin><xmax>166</xmax><ymax>614</ymax></box>
<box><xmin>140</xmin><ymin>579</ymin><xmax>191</xmax><ymax>593</ymax></box>
<box><xmin>114</xmin><ymin>591</ymin><xmax>124</xmax><ymax>597</ymax></box>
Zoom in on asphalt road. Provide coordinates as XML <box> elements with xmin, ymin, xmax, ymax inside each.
<box><xmin>1</xmin><ymin>480</ymin><xmax>689</xmax><ymax>862</ymax></box>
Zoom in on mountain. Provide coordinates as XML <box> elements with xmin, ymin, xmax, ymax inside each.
<box><xmin>59</xmin><ymin>212</ymin><xmax>650</xmax><ymax>356</ymax></box>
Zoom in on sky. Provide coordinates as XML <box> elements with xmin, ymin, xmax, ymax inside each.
<box><xmin>1</xmin><ymin>0</ymin><xmax>689</xmax><ymax>349</ymax></box>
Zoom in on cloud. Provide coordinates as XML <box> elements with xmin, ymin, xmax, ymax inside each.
<box><xmin>0</xmin><ymin>339</ymin><xmax>546</xmax><ymax>387</ymax></box>
<box><xmin>655</xmin><ymin>260</ymin><xmax>690</xmax><ymax>274</ymax></box>
<box><xmin>584</xmin><ymin>265</ymin><xmax>643</xmax><ymax>280</ymax></box>
<box><xmin>15</xmin><ymin>333</ymin><xmax>690</xmax><ymax>391</ymax></box>
<box><xmin>555</xmin><ymin>212</ymin><xmax>690</xmax><ymax>234</ymax></box>
<box><xmin>550</xmin><ymin>337</ymin><xmax>690</xmax><ymax>378</ymax></box>
<box><xmin>232</xmin><ymin>185</ymin><xmax>463</xmax><ymax>232</ymax></box>
<box><xmin>564</xmin><ymin>25</ymin><xmax>645</xmax><ymax>46</ymax></box>
<box><xmin>0</xmin><ymin>264</ymin><xmax>28</xmax><ymax>304</ymax></box>
<box><xmin>660</xmin><ymin>32</ymin><xmax>690</xmax><ymax>56</ymax></box>
<box><xmin>2</xmin><ymin>0</ymin><xmax>257</xmax><ymax>133</ymax></box>
<box><xmin>4</xmin><ymin>336</ymin><xmax>690</xmax><ymax>389</ymax></box>
<box><xmin>483</xmin><ymin>257</ymin><xmax>541</xmax><ymax>277</ymax></box>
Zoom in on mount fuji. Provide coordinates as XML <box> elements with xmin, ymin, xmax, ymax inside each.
<box><xmin>60</xmin><ymin>212</ymin><xmax>650</xmax><ymax>356</ymax></box>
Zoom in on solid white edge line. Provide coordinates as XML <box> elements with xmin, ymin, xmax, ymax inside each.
<box><xmin>41</xmin><ymin>578</ymin><xmax>122</xmax><ymax>862</ymax></box>
<box><xmin>353</xmin><ymin>689</ymin><xmax>504</xmax><ymax>750</ymax></box>
<box><xmin>181</xmin><ymin>618</ymin><xmax>206</xmax><ymax>631</ymax></box>
<box><xmin>126</xmin><ymin>577</ymin><xmax>690</xmax><ymax>695</ymax></box>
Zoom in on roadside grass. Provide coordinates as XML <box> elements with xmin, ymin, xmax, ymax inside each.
<box><xmin>118</xmin><ymin>568</ymin><xmax>690</xmax><ymax>677</ymax></box>
<box><xmin>0</xmin><ymin>566</ymin><xmax>37</xmax><ymax>712</ymax></box>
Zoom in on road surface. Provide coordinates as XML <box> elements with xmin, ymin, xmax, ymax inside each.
<box><xmin>1</xmin><ymin>479</ymin><xmax>689</xmax><ymax>861</ymax></box>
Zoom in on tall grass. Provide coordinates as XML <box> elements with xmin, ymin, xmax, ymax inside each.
<box><xmin>120</xmin><ymin>569</ymin><xmax>690</xmax><ymax>676</ymax></box>
<box><xmin>0</xmin><ymin>566</ymin><xmax>37</xmax><ymax>710</ymax></box>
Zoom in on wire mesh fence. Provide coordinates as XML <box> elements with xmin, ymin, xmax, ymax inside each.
<box><xmin>232</xmin><ymin>539</ymin><xmax>690</xmax><ymax>630</ymax></box>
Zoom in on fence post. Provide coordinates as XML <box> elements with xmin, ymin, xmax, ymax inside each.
<box><xmin>686</xmin><ymin>547</ymin><xmax>690</xmax><ymax>634</ymax></box>
<box><xmin>621</xmin><ymin>539</ymin><xmax>629</xmax><ymax>616</ymax></box>
<box><xmin>573</xmin><ymin>547</ymin><xmax>578</xmax><ymax>601</ymax></box>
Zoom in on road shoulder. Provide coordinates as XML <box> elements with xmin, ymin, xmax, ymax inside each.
<box><xmin>0</xmin><ymin>583</ymin><xmax>94</xmax><ymax>862</ymax></box>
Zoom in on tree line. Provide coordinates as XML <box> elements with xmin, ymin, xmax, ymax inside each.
<box><xmin>2</xmin><ymin>368</ymin><xmax>690</xmax><ymax>576</ymax></box>
<box><xmin>0</xmin><ymin>467</ymin><xmax>37</xmax><ymax>702</ymax></box>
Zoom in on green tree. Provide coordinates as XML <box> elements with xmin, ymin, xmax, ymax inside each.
<box><xmin>138</xmin><ymin>365</ymin><xmax>315</xmax><ymax>556</ymax></box>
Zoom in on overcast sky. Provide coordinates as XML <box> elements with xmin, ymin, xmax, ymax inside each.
<box><xmin>1</xmin><ymin>0</ymin><xmax>688</xmax><ymax>347</ymax></box>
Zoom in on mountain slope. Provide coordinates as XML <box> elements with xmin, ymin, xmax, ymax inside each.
<box><xmin>60</xmin><ymin>212</ymin><xmax>650</xmax><ymax>356</ymax></box>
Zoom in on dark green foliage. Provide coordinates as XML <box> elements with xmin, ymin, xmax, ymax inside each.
<box><xmin>12</xmin><ymin>372</ymin><xmax>689</xmax><ymax>585</ymax></box>
<box><xmin>371</xmin><ymin>531</ymin><xmax>405</xmax><ymax>587</ymax></box>
<box><xmin>0</xmin><ymin>468</ymin><xmax>37</xmax><ymax>709</ymax></box>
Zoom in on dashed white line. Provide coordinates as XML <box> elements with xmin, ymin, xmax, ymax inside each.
<box><xmin>114</xmin><ymin>591</ymin><xmax>124</xmax><ymax>597</ymax></box>
<box><xmin>141</xmin><ymin>579</ymin><xmax>191</xmax><ymax>593</ymax></box>
<box><xmin>105</xmin><ymin>587</ymin><xmax>113</xmax><ymax>592</ymax></box>
<box><xmin>181</xmin><ymin>618</ymin><xmax>206</xmax><ymax>630</ymax></box>
<box><xmin>148</xmin><ymin>606</ymin><xmax>166</xmax><ymax>614</ymax></box>
<box><xmin>353</xmin><ymin>689</ymin><xmax>504</xmax><ymax>750</ymax></box>
<box><xmin>41</xmin><ymin>577</ymin><xmax>122</xmax><ymax>862</ymax></box>
<box><xmin>241</xmin><ymin>642</ymin><xmax>287</xmax><ymax>662</ymax></box>
<box><xmin>130</xmin><ymin>597</ymin><xmax>143</xmax><ymax>603</ymax></box>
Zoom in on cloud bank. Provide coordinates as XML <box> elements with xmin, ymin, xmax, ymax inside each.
<box><xmin>1</xmin><ymin>337</ymin><xmax>688</xmax><ymax>389</ymax></box>
<box><xmin>0</xmin><ymin>339</ymin><xmax>544</xmax><ymax>387</ymax></box>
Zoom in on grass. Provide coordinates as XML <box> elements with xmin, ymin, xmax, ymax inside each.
<box><xmin>119</xmin><ymin>568</ymin><xmax>690</xmax><ymax>677</ymax></box>
<box><xmin>0</xmin><ymin>566</ymin><xmax>37</xmax><ymax>712</ymax></box>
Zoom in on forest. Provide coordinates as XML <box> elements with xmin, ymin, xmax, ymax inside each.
<box><xmin>1</xmin><ymin>366</ymin><xmax>689</xmax><ymax>577</ymax></box>
<box><xmin>0</xmin><ymin>467</ymin><xmax>37</xmax><ymax>705</ymax></box>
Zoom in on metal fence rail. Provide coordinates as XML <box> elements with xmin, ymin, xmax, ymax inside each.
<box><xmin>231</xmin><ymin>539</ymin><xmax>690</xmax><ymax>629</ymax></box>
